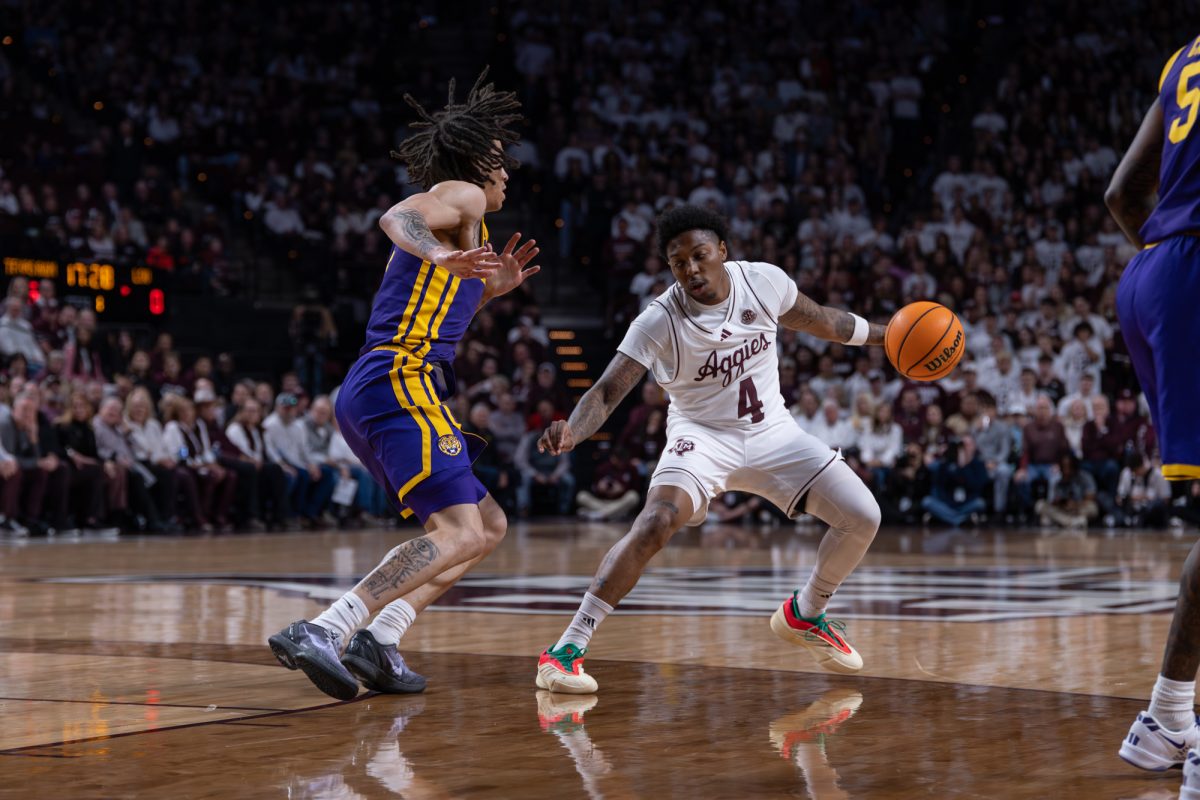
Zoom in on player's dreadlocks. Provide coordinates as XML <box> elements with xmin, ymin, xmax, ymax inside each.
<box><xmin>391</xmin><ymin>67</ymin><xmax>523</xmax><ymax>190</ymax></box>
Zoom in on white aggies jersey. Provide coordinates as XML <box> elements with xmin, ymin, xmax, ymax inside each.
<box><xmin>618</xmin><ymin>261</ymin><xmax>798</xmax><ymax>428</ymax></box>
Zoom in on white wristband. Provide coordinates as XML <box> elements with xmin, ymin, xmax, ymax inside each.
<box><xmin>846</xmin><ymin>313</ymin><xmax>869</xmax><ymax>346</ymax></box>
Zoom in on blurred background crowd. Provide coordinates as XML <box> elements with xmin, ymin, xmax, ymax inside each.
<box><xmin>0</xmin><ymin>0</ymin><xmax>1197</xmax><ymax>535</ymax></box>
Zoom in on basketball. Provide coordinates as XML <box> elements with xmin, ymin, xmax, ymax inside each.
<box><xmin>884</xmin><ymin>301</ymin><xmax>965</xmax><ymax>381</ymax></box>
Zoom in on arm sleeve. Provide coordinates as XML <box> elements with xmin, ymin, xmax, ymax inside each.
<box><xmin>616</xmin><ymin>303</ymin><xmax>673</xmax><ymax>382</ymax></box>
<box><xmin>744</xmin><ymin>261</ymin><xmax>799</xmax><ymax>317</ymax></box>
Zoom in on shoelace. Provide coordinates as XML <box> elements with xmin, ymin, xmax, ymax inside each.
<box><xmin>803</xmin><ymin>615</ymin><xmax>847</xmax><ymax>645</ymax></box>
<box><xmin>552</xmin><ymin>645</ymin><xmax>587</xmax><ymax>670</ymax></box>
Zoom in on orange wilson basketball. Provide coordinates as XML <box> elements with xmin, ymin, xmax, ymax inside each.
<box><xmin>884</xmin><ymin>301</ymin><xmax>966</xmax><ymax>381</ymax></box>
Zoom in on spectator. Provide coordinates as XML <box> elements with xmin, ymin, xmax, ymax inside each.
<box><xmin>809</xmin><ymin>398</ymin><xmax>856</xmax><ymax>450</ymax></box>
<box><xmin>298</xmin><ymin>395</ymin><xmax>339</xmax><ymax>522</ymax></box>
<box><xmin>163</xmin><ymin>397</ymin><xmax>236</xmax><ymax>531</ymax></box>
<box><xmin>0</xmin><ymin>297</ymin><xmax>43</xmax><ymax>371</ymax></box>
<box><xmin>124</xmin><ymin>387</ymin><xmax>184</xmax><ymax>528</ymax></box>
<box><xmin>93</xmin><ymin>396</ymin><xmax>166</xmax><ymax>532</ymax></box>
<box><xmin>973</xmin><ymin>397</ymin><xmax>1020</xmax><ymax>515</ymax></box>
<box><xmin>921</xmin><ymin>436</ymin><xmax>990</xmax><ymax>527</ymax></box>
<box><xmin>225</xmin><ymin>397</ymin><xmax>290</xmax><ymax>528</ymax></box>
<box><xmin>488</xmin><ymin>393</ymin><xmax>527</xmax><ymax>464</ymax></box>
<box><xmin>1015</xmin><ymin>396</ymin><xmax>1072</xmax><ymax>515</ymax></box>
<box><xmin>55</xmin><ymin>391</ymin><xmax>113</xmax><ymax>530</ymax></box>
<box><xmin>514</xmin><ymin>428</ymin><xmax>575</xmax><ymax>517</ymax></box>
<box><xmin>0</xmin><ymin>392</ymin><xmax>69</xmax><ymax>534</ymax></box>
<box><xmin>576</xmin><ymin>448</ymin><xmax>641</xmax><ymax>521</ymax></box>
<box><xmin>858</xmin><ymin>403</ymin><xmax>903</xmax><ymax>492</ymax></box>
<box><xmin>1117</xmin><ymin>453</ymin><xmax>1171</xmax><ymax>528</ymax></box>
<box><xmin>196</xmin><ymin>388</ymin><xmax>263</xmax><ymax>530</ymax></box>
<box><xmin>1035</xmin><ymin>454</ymin><xmax>1099</xmax><ymax>529</ymax></box>
<box><xmin>263</xmin><ymin>392</ymin><xmax>328</xmax><ymax>525</ymax></box>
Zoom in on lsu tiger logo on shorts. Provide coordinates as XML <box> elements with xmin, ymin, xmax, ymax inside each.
<box><xmin>437</xmin><ymin>434</ymin><xmax>463</xmax><ymax>456</ymax></box>
<box><xmin>741</xmin><ymin>309</ymin><xmax>757</xmax><ymax>325</ymax></box>
<box><xmin>667</xmin><ymin>438</ymin><xmax>696</xmax><ymax>456</ymax></box>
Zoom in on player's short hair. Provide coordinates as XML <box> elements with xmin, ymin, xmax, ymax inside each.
<box><xmin>655</xmin><ymin>204</ymin><xmax>729</xmax><ymax>257</ymax></box>
<box><xmin>391</xmin><ymin>68</ymin><xmax>523</xmax><ymax>190</ymax></box>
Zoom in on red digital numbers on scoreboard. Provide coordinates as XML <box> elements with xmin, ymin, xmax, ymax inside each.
<box><xmin>149</xmin><ymin>289</ymin><xmax>165</xmax><ymax>316</ymax></box>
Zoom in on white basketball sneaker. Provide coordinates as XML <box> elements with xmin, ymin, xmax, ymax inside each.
<box><xmin>1118</xmin><ymin>711</ymin><xmax>1200</xmax><ymax>771</ymax></box>
<box><xmin>1184</xmin><ymin>750</ymin><xmax>1200</xmax><ymax>800</ymax></box>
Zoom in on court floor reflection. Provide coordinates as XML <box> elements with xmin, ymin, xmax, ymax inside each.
<box><xmin>1</xmin><ymin>653</ymin><xmax>1177</xmax><ymax>799</ymax></box>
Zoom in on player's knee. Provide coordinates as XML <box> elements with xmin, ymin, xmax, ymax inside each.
<box><xmin>481</xmin><ymin>507</ymin><xmax>508</xmax><ymax>552</ymax></box>
<box><xmin>849</xmin><ymin>495</ymin><xmax>882</xmax><ymax>541</ymax></box>
<box><xmin>631</xmin><ymin>503</ymin><xmax>678</xmax><ymax>551</ymax></box>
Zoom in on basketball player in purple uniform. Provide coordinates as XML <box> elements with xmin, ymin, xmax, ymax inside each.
<box><xmin>1109</xmin><ymin>38</ymin><xmax>1200</xmax><ymax>797</ymax></box>
<box><xmin>268</xmin><ymin>71</ymin><xmax>541</xmax><ymax>700</ymax></box>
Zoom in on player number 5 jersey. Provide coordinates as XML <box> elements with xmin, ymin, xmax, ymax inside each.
<box><xmin>617</xmin><ymin>261</ymin><xmax>798</xmax><ymax>429</ymax></box>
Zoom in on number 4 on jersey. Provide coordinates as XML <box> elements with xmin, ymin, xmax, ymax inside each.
<box><xmin>737</xmin><ymin>377</ymin><xmax>765</xmax><ymax>423</ymax></box>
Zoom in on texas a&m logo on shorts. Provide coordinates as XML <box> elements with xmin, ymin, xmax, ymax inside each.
<box><xmin>667</xmin><ymin>438</ymin><xmax>696</xmax><ymax>456</ymax></box>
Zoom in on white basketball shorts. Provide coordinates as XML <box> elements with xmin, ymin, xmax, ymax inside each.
<box><xmin>650</xmin><ymin>413</ymin><xmax>841</xmax><ymax>526</ymax></box>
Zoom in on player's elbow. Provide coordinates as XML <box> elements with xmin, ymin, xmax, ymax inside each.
<box><xmin>1104</xmin><ymin>180</ymin><xmax>1133</xmax><ymax>217</ymax></box>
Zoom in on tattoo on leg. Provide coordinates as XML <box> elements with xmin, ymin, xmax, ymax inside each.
<box><xmin>363</xmin><ymin>535</ymin><xmax>441</xmax><ymax>601</ymax></box>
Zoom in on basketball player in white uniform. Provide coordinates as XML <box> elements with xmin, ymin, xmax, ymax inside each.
<box><xmin>535</xmin><ymin>205</ymin><xmax>887</xmax><ymax>693</ymax></box>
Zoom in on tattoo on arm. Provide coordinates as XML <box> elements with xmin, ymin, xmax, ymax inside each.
<box><xmin>387</xmin><ymin>208</ymin><xmax>443</xmax><ymax>262</ymax></box>
<box><xmin>780</xmin><ymin>291</ymin><xmax>878</xmax><ymax>344</ymax></box>
<box><xmin>567</xmin><ymin>355</ymin><xmax>647</xmax><ymax>443</ymax></box>
<box><xmin>361</xmin><ymin>535</ymin><xmax>440</xmax><ymax>601</ymax></box>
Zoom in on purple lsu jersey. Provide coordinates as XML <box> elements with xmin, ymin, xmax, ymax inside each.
<box><xmin>359</xmin><ymin>221</ymin><xmax>488</xmax><ymax>361</ymax></box>
<box><xmin>335</xmin><ymin>220</ymin><xmax>490</xmax><ymax>522</ymax></box>
<box><xmin>1141</xmin><ymin>37</ymin><xmax>1200</xmax><ymax>244</ymax></box>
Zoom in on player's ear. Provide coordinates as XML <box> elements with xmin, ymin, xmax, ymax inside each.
<box><xmin>717</xmin><ymin>239</ymin><xmax>728</xmax><ymax>261</ymax></box>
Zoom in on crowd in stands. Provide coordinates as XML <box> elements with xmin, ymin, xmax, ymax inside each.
<box><xmin>0</xmin><ymin>277</ymin><xmax>397</xmax><ymax>535</ymax></box>
<box><xmin>4</xmin><ymin>1</ymin><xmax>1200</xmax><ymax>534</ymax></box>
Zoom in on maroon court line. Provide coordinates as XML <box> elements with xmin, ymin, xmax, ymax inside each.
<box><xmin>0</xmin><ymin>694</ymin><xmax>375</xmax><ymax>755</ymax></box>
<box><xmin>0</xmin><ymin>696</ymin><xmax>284</xmax><ymax>712</ymax></box>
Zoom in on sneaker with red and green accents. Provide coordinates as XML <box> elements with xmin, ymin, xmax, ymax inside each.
<box><xmin>536</xmin><ymin>643</ymin><xmax>599</xmax><ymax>694</ymax></box>
<box><xmin>770</xmin><ymin>591</ymin><xmax>863</xmax><ymax>674</ymax></box>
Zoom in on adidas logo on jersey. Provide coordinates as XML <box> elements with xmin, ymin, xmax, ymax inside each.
<box><xmin>720</xmin><ymin>329</ymin><xmax>732</xmax><ymax>340</ymax></box>
<box><xmin>694</xmin><ymin>332</ymin><xmax>772</xmax><ymax>387</ymax></box>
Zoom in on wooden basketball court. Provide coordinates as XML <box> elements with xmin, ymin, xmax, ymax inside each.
<box><xmin>0</xmin><ymin>521</ymin><xmax>1188</xmax><ymax>798</ymax></box>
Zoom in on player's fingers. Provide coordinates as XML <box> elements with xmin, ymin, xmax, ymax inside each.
<box><xmin>502</xmin><ymin>232</ymin><xmax>521</xmax><ymax>255</ymax></box>
<box><xmin>515</xmin><ymin>239</ymin><xmax>537</xmax><ymax>259</ymax></box>
<box><xmin>460</xmin><ymin>246</ymin><xmax>488</xmax><ymax>257</ymax></box>
<box><xmin>520</xmin><ymin>265</ymin><xmax>541</xmax><ymax>280</ymax></box>
<box><xmin>517</xmin><ymin>246</ymin><xmax>540</xmax><ymax>267</ymax></box>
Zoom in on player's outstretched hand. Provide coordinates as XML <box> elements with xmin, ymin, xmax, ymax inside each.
<box><xmin>435</xmin><ymin>245</ymin><xmax>502</xmax><ymax>280</ymax></box>
<box><xmin>487</xmin><ymin>232</ymin><xmax>541</xmax><ymax>298</ymax></box>
<box><xmin>538</xmin><ymin>420</ymin><xmax>575</xmax><ymax>455</ymax></box>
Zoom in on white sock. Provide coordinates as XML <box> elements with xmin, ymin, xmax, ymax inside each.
<box><xmin>797</xmin><ymin>575</ymin><xmax>838</xmax><ymax>619</ymax></box>
<box><xmin>311</xmin><ymin>591</ymin><xmax>369</xmax><ymax>640</ymax></box>
<box><xmin>1148</xmin><ymin>674</ymin><xmax>1196</xmax><ymax>732</ymax></box>
<box><xmin>554</xmin><ymin>592</ymin><xmax>613</xmax><ymax>651</ymax></box>
<box><xmin>366</xmin><ymin>598</ymin><xmax>417</xmax><ymax>646</ymax></box>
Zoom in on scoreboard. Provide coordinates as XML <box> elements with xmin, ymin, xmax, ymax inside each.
<box><xmin>3</xmin><ymin>257</ymin><xmax>168</xmax><ymax>321</ymax></box>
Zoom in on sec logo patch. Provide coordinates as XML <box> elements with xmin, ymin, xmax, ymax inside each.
<box><xmin>437</xmin><ymin>434</ymin><xmax>463</xmax><ymax>456</ymax></box>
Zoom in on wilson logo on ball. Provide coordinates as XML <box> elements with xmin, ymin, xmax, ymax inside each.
<box><xmin>924</xmin><ymin>329</ymin><xmax>963</xmax><ymax>373</ymax></box>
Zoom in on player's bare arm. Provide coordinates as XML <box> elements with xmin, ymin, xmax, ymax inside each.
<box><xmin>779</xmin><ymin>290</ymin><xmax>886</xmax><ymax>346</ymax></box>
<box><xmin>538</xmin><ymin>354</ymin><xmax>647</xmax><ymax>455</ymax></box>
<box><xmin>1106</xmin><ymin>98</ymin><xmax>1164</xmax><ymax>249</ymax></box>
<box><xmin>379</xmin><ymin>181</ymin><xmax>502</xmax><ymax>279</ymax></box>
